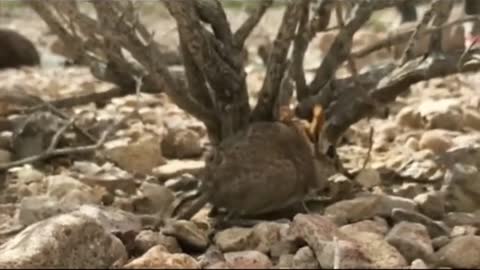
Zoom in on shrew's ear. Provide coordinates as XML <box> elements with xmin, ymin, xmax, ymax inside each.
<box><xmin>308</xmin><ymin>105</ymin><xmax>325</xmax><ymax>144</ymax></box>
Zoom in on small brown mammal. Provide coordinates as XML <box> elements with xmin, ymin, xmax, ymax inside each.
<box><xmin>0</xmin><ymin>29</ymin><xmax>40</xmax><ymax>70</ymax></box>
<box><xmin>203</xmin><ymin>106</ymin><xmax>334</xmax><ymax>218</ymax></box>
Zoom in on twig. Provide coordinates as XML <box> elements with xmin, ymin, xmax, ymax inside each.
<box><xmin>290</xmin><ymin>0</ymin><xmax>311</xmax><ymax>101</ymax></box>
<box><xmin>352</xmin><ymin>16</ymin><xmax>480</xmax><ymax>59</ymax></box>
<box><xmin>46</xmin><ymin>116</ymin><xmax>77</xmax><ymax>153</ymax></box>
<box><xmin>361</xmin><ymin>126</ymin><xmax>374</xmax><ymax>169</ymax></box>
<box><xmin>174</xmin><ymin>192</ymin><xmax>210</xmax><ymax>220</ymax></box>
<box><xmin>0</xmin><ymin>113</ymin><xmax>130</xmax><ymax>171</ymax></box>
<box><xmin>297</xmin><ymin>47</ymin><xmax>480</xmax><ymax>145</ymax></box>
<box><xmin>308</xmin><ymin>0</ymin><xmax>375</xmax><ymax>95</ymax></box>
<box><xmin>334</xmin><ymin>1</ymin><xmax>358</xmax><ymax>77</ymax></box>
<box><xmin>36</xmin><ymin>100</ymin><xmax>97</xmax><ymax>143</ymax></box>
<box><xmin>134</xmin><ymin>75</ymin><xmax>144</xmax><ymax>113</ymax></box>
<box><xmin>399</xmin><ymin>0</ymin><xmax>439</xmax><ymax>65</ymax></box>
<box><xmin>233</xmin><ymin>0</ymin><xmax>273</xmax><ymax>48</ymax></box>
<box><xmin>165</xmin><ymin>0</ymin><xmax>250</xmax><ymax>140</ymax></box>
<box><xmin>251</xmin><ymin>0</ymin><xmax>305</xmax><ymax>122</ymax></box>
<box><xmin>429</xmin><ymin>0</ymin><xmax>453</xmax><ymax>54</ymax></box>
<box><xmin>0</xmin><ymin>89</ymin><xmax>97</xmax><ymax>143</ymax></box>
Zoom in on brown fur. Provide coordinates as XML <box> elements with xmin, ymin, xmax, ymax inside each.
<box><xmin>204</xmin><ymin>121</ymin><xmax>319</xmax><ymax>217</ymax></box>
<box><xmin>0</xmin><ymin>29</ymin><xmax>40</xmax><ymax>70</ymax></box>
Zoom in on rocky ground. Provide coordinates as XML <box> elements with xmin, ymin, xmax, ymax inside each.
<box><xmin>1</xmin><ymin>3</ymin><xmax>480</xmax><ymax>269</ymax></box>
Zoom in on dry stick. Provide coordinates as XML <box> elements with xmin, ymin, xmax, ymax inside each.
<box><xmin>353</xmin><ymin>16</ymin><xmax>480</xmax><ymax>59</ymax></box>
<box><xmin>164</xmin><ymin>0</ymin><xmax>248</xmax><ymax>139</ymax></box>
<box><xmin>174</xmin><ymin>193</ymin><xmax>210</xmax><ymax>221</ymax></box>
<box><xmin>327</xmin><ymin>49</ymin><xmax>480</xmax><ymax>146</ymax></box>
<box><xmin>46</xmin><ymin>117</ymin><xmax>77</xmax><ymax>153</ymax></box>
<box><xmin>308</xmin><ymin>0</ymin><xmax>374</xmax><ymax>95</ymax></box>
<box><xmin>134</xmin><ymin>75</ymin><xmax>144</xmax><ymax>114</ymax></box>
<box><xmin>0</xmin><ymin>113</ymin><xmax>130</xmax><ymax>171</ymax></box>
<box><xmin>36</xmin><ymin>100</ymin><xmax>97</xmax><ymax>143</ymax></box>
<box><xmin>334</xmin><ymin>1</ymin><xmax>358</xmax><ymax>77</ymax></box>
<box><xmin>458</xmin><ymin>39</ymin><xmax>479</xmax><ymax>69</ymax></box>
<box><xmin>0</xmin><ymin>90</ymin><xmax>97</xmax><ymax>143</ymax></box>
<box><xmin>429</xmin><ymin>0</ymin><xmax>454</xmax><ymax>56</ymax></box>
<box><xmin>361</xmin><ymin>126</ymin><xmax>374</xmax><ymax>170</ymax></box>
<box><xmin>399</xmin><ymin>0</ymin><xmax>439</xmax><ymax>66</ymax></box>
<box><xmin>251</xmin><ymin>0</ymin><xmax>305</xmax><ymax>121</ymax></box>
<box><xmin>233</xmin><ymin>0</ymin><xmax>273</xmax><ymax>48</ymax></box>
<box><xmin>50</xmin><ymin>88</ymin><xmax>125</xmax><ymax>108</ymax></box>
<box><xmin>290</xmin><ymin>0</ymin><xmax>311</xmax><ymax>101</ymax></box>
<box><xmin>458</xmin><ymin>16</ymin><xmax>480</xmax><ymax>70</ymax></box>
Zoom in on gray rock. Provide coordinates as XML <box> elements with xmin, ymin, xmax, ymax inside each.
<box><xmin>252</xmin><ymin>222</ymin><xmax>288</xmax><ymax>254</ymax></box>
<box><xmin>77</xmin><ymin>173</ymin><xmax>136</xmax><ymax>195</ymax></box>
<box><xmin>197</xmin><ymin>245</ymin><xmax>225</xmax><ymax>269</ymax></box>
<box><xmin>347</xmin><ymin>231</ymin><xmax>407</xmax><ymax>268</ymax></box>
<box><xmin>134</xmin><ymin>230</ymin><xmax>182</xmax><ymax>254</ymax></box>
<box><xmin>386</xmin><ymin>222</ymin><xmax>434</xmax><ymax>262</ymax></box>
<box><xmin>134</xmin><ymin>182</ymin><xmax>175</xmax><ymax>218</ymax></box>
<box><xmin>214</xmin><ymin>227</ymin><xmax>258</xmax><ymax>252</ymax></box>
<box><xmin>463</xmin><ymin>109</ymin><xmax>480</xmax><ymax>130</ymax></box>
<box><xmin>277</xmin><ymin>254</ymin><xmax>294</xmax><ymax>269</ymax></box>
<box><xmin>293</xmin><ymin>246</ymin><xmax>319</xmax><ymax>269</ymax></box>
<box><xmin>392</xmin><ymin>183</ymin><xmax>424</xmax><ymax>199</ymax></box>
<box><xmin>325</xmin><ymin>174</ymin><xmax>355</xmax><ymax>201</ymax></box>
<box><xmin>432</xmin><ymin>236</ymin><xmax>451</xmax><ymax>250</ymax></box>
<box><xmin>270</xmin><ymin>240</ymin><xmax>298</xmax><ymax>259</ymax></box>
<box><xmin>443</xmin><ymin>212</ymin><xmax>480</xmax><ymax>227</ymax></box>
<box><xmin>163</xmin><ymin>219</ymin><xmax>209</xmax><ymax>251</ymax></box>
<box><xmin>355</xmin><ymin>168</ymin><xmax>381</xmax><ymax>188</ymax></box>
<box><xmin>396</xmin><ymin>106</ymin><xmax>423</xmax><ymax>128</ymax></box>
<box><xmin>75</xmin><ymin>205</ymin><xmax>142</xmax><ymax>234</ymax></box>
<box><xmin>436</xmin><ymin>235</ymin><xmax>480</xmax><ymax>268</ymax></box>
<box><xmin>161</xmin><ymin>128</ymin><xmax>203</xmax><ymax>159</ymax></box>
<box><xmin>289</xmin><ymin>214</ymin><xmax>410</xmax><ymax>268</ymax></box>
<box><xmin>410</xmin><ymin>258</ymin><xmax>429</xmax><ymax>269</ymax></box>
<box><xmin>444</xmin><ymin>163</ymin><xmax>480</xmax><ymax>212</ymax></box>
<box><xmin>414</xmin><ymin>191</ymin><xmax>446</xmax><ymax>220</ymax></box>
<box><xmin>339</xmin><ymin>219</ymin><xmax>389</xmax><ymax>236</ymax></box>
<box><xmin>318</xmin><ymin>239</ymin><xmax>374</xmax><ymax>269</ymax></box>
<box><xmin>104</xmin><ymin>135</ymin><xmax>166</xmax><ymax>174</ymax></box>
<box><xmin>287</xmin><ymin>214</ymin><xmax>340</xmax><ymax>249</ymax></box>
<box><xmin>112</xmin><ymin>197</ymin><xmax>134</xmax><ymax>212</ymax></box>
<box><xmin>46</xmin><ymin>175</ymin><xmax>99</xmax><ymax>205</ymax></box>
<box><xmin>450</xmin><ymin>225</ymin><xmax>477</xmax><ymax>238</ymax></box>
<box><xmin>324</xmin><ymin>195</ymin><xmax>380</xmax><ymax>223</ymax></box>
<box><xmin>325</xmin><ymin>194</ymin><xmax>417</xmax><ymax>222</ymax></box>
<box><xmin>377</xmin><ymin>195</ymin><xmax>418</xmax><ymax>216</ymax></box>
<box><xmin>124</xmin><ymin>245</ymin><xmax>199</xmax><ymax>269</ymax></box>
<box><xmin>18</xmin><ymin>195</ymin><xmax>74</xmax><ymax>226</ymax></box>
<box><xmin>418</xmin><ymin>99</ymin><xmax>463</xmax><ymax>131</ymax></box>
<box><xmin>153</xmin><ymin>160</ymin><xmax>205</xmax><ymax>181</ymax></box>
<box><xmin>392</xmin><ymin>208</ymin><xmax>450</xmax><ymax>238</ymax></box>
<box><xmin>0</xmin><ymin>212</ymin><xmax>127</xmax><ymax>268</ymax></box>
<box><xmin>164</xmin><ymin>173</ymin><xmax>199</xmax><ymax>191</ymax></box>
<box><xmin>224</xmin><ymin>250</ymin><xmax>273</xmax><ymax>269</ymax></box>
<box><xmin>436</xmin><ymin>145</ymin><xmax>480</xmax><ymax>168</ymax></box>
<box><xmin>0</xmin><ymin>149</ymin><xmax>11</xmax><ymax>164</ymax></box>
<box><xmin>419</xmin><ymin>130</ymin><xmax>453</xmax><ymax>154</ymax></box>
<box><xmin>288</xmin><ymin>214</ymin><xmax>373</xmax><ymax>268</ymax></box>
<box><xmin>14</xmin><ymin>166</ymin><xmax>44</xmax><ymax>184</ymax></box>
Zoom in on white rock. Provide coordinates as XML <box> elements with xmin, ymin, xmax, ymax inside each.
<box><xmin>419</xmin><ymin>130</ymin><xmax>453</xmax><ymax>154</ymax></box>
<box><xmin>355</xmin><ymin>168</ymin><xmax>382</xmax><ymax>188</ymax></box>
<box><xmin>0</xmin><ymin>212</ymin><xmax>127</xmax><ymax>268</ymax></box>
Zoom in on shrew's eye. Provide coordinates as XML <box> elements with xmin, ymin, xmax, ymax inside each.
<box><xmin>326</xmin><ymin>145</ymin><xmax>336</xmax><ymax>159</ymax></box>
